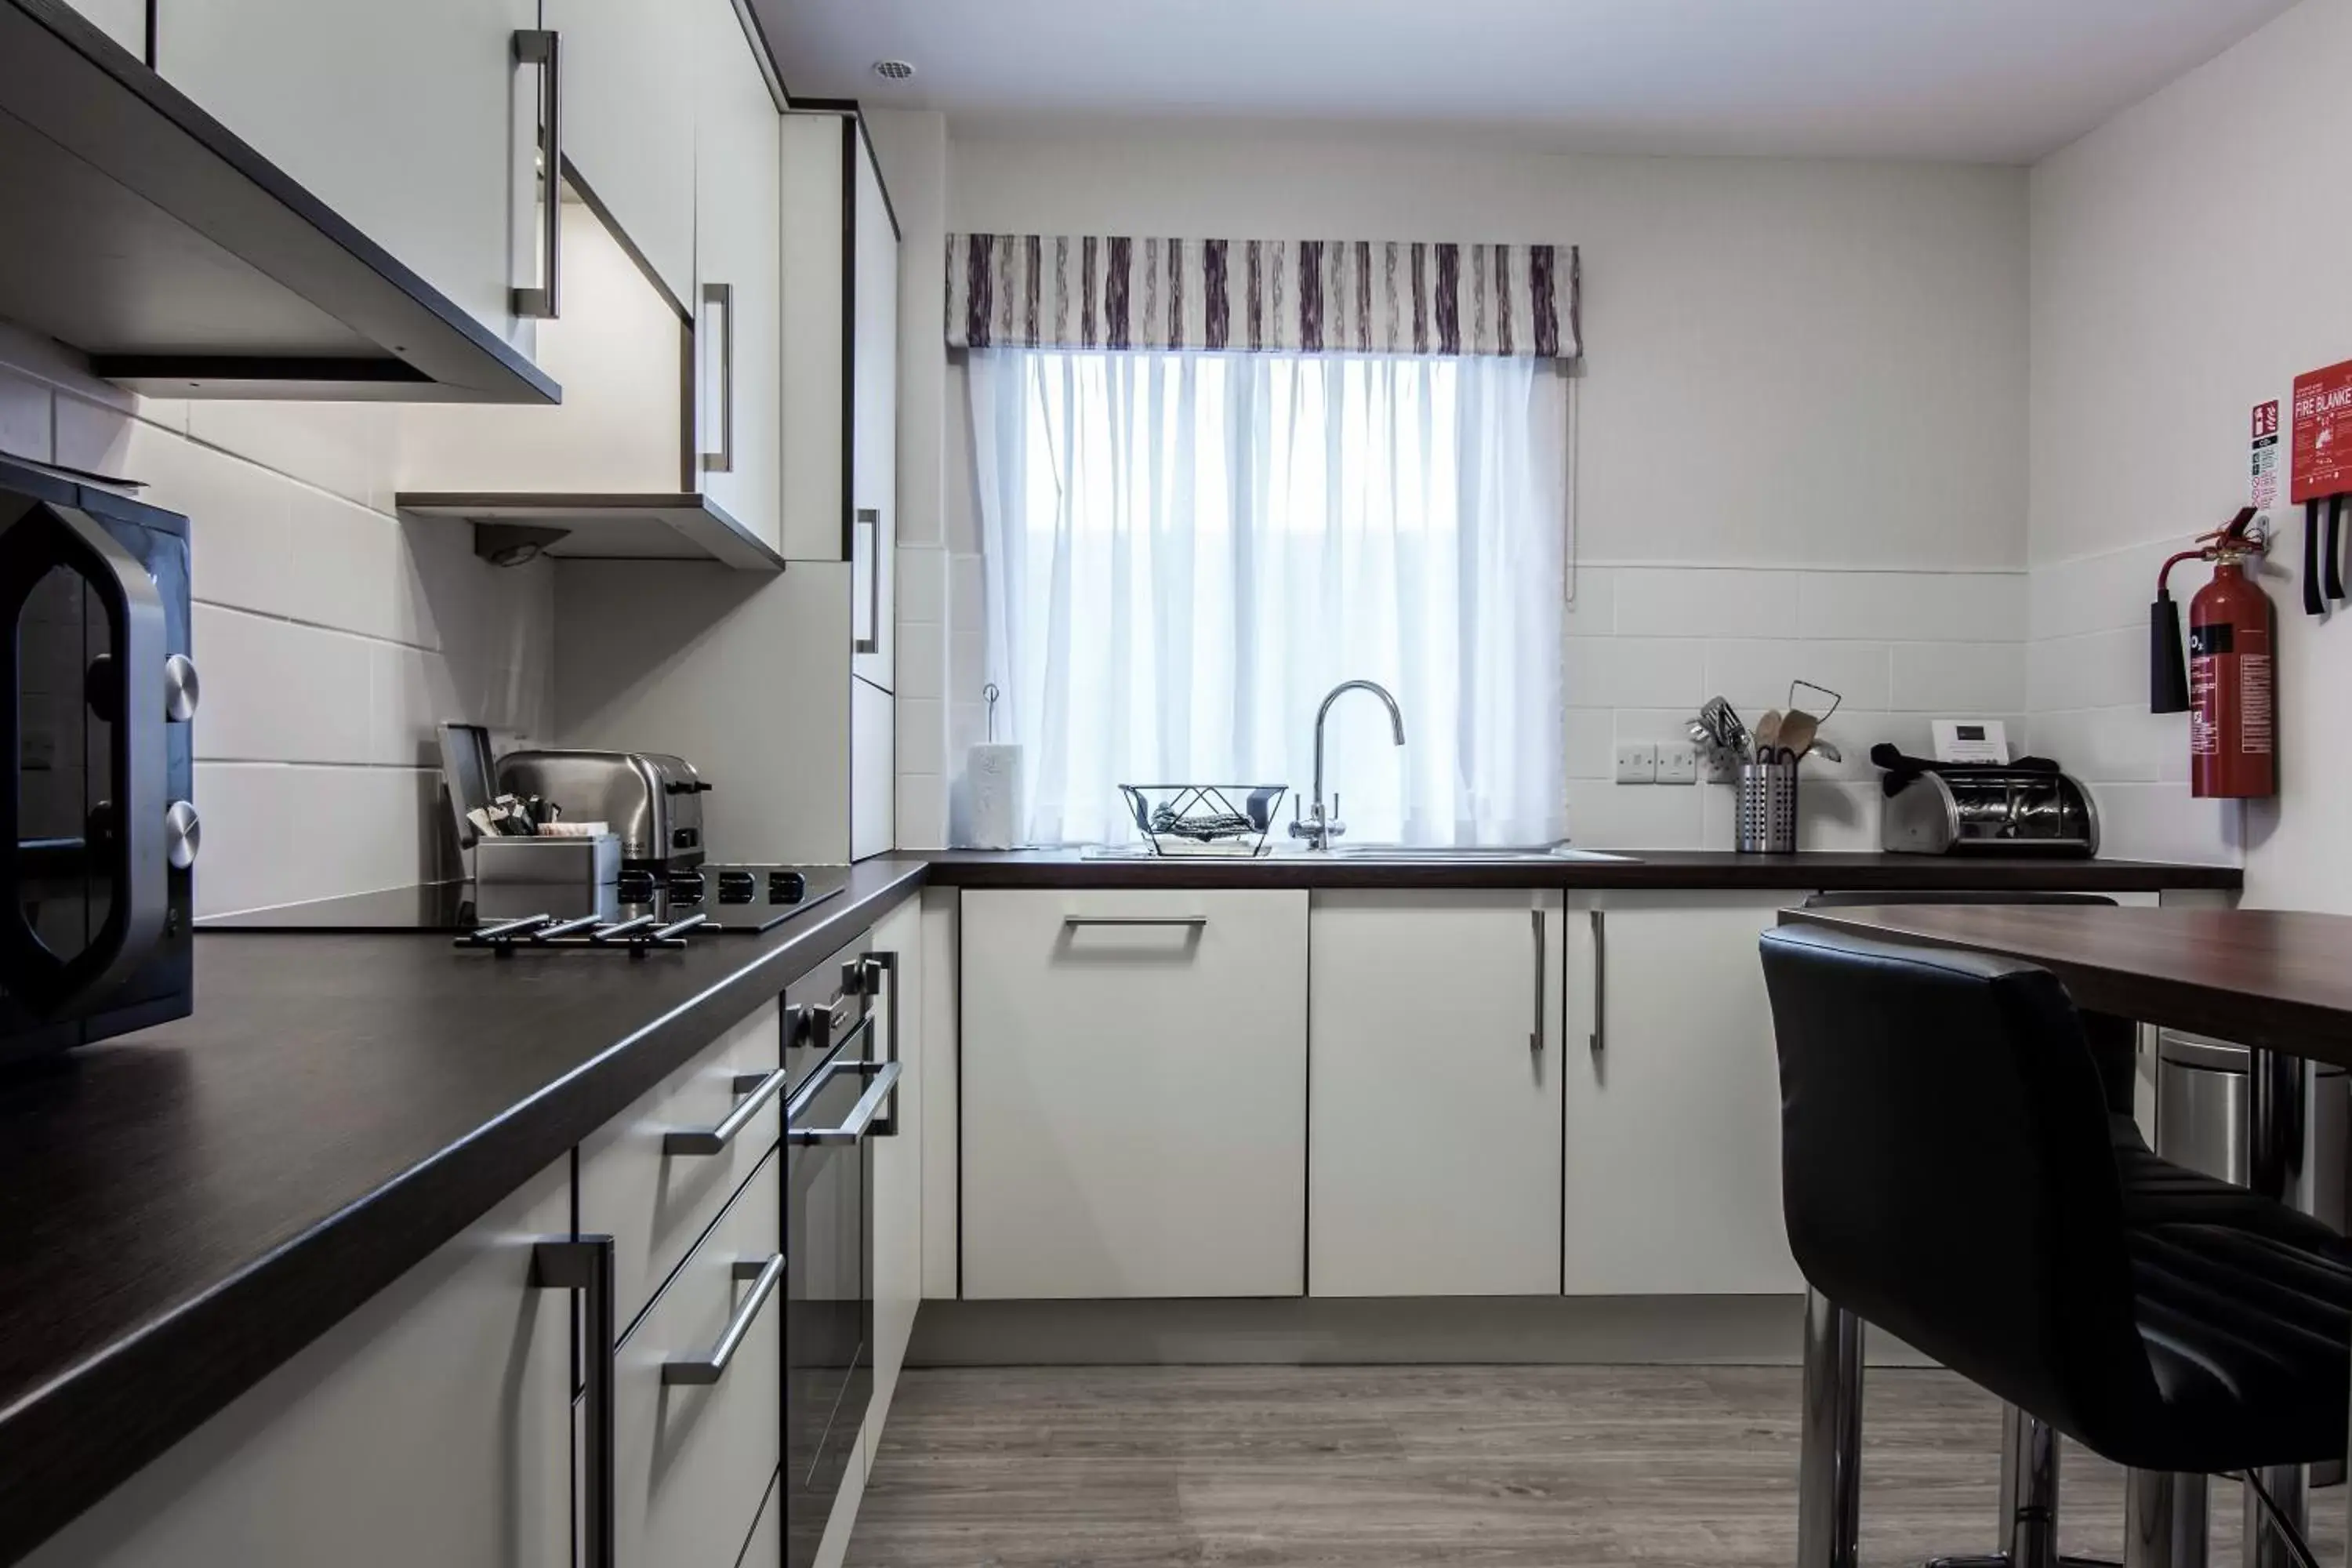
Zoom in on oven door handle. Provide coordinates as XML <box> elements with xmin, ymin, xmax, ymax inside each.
<box><xmin>787</xmin><ymin>1060</ymin><xmax>902</xmax><ymax>1145</ymax></box>
<box><xmin>0</xmin><ymin>503</ymin><xmax>171</xmax><ymax>1014</ymax></box>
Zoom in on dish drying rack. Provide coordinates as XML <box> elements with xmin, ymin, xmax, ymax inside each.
<box><xmin>1120</xmin><ymin>784</ymin><xmax>1289</xmax><ymax>857</ymax></box>
<box><xmin>456</xmin><ymin>911</ymin><xmax>710</xmax><ymax>956</ymax></box>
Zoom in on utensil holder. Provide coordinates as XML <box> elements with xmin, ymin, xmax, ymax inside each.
<box><xmin>1736</xmin><ymin>762</ymin><xmax>1798</xmax><ymax>854</ymax></box>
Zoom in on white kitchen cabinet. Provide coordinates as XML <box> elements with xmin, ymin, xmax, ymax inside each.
<box><xmin>782</xmin><ymin>112</ymin><xmax>900</xmax><ymax>568</ymax></box>
<box><xmin>961</xmin><ymin>888</ymin><xmax>1310</xmax><ymax>1299</ymax></box>
<box><xmin>579</xmin><ymin>996</ymin><xmax>782</xmax><ymax>1331</ymax></box>
<box><xmin>850</xmin><ymin>143</ymin><xmax>900</xmax><ymax>689</ymax></box>
<box><xmin>543</xmin><ymin>0</ymin><xmax>695</xmax><ymax>307</ymax></box>
<box><xmin>26</xmin><ymin>1157</ymin><xmax>575</xmax><ymax>1567</ymax></box>
<box><xmin>851</xmin><ymin>674</ymin><xmax>895</xmax><ymax>860</ymax></box>
<box><xmin>59</xmin><ymin>0</ymin><xmax>143</xmax><ymax>54</ymax></box>
<box><xmin>1308</xmin><ymin>891</ymin><xmax>1565</xmax><ymax>1297</ymax></box>
<box><xmin>692</xmin><ymin>0</ymin><xmax>784</xmax><ymax>550</ymax></box>
<box><xmin>868</xmin><ymin>898</ymin><xmax>924</xmax><ymax>1450</ymax></box>
<box><xmin>1562</xmin><ymin>891</ymin><xmax>1808</xmax><ymax>1296</ymax></box>
<box><xmin>159</xmin><ymin>0</ymin><xmax>545</xmax><ymax>360</ymax></box>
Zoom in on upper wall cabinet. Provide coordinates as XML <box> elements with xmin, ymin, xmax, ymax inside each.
<box><xmin>156</xmin><ymin>0</ymin><xmax>549</xmax><ymax>365</ymax></box>
<box><xmin>543</xmin><ymin>0</ymin><xmax>695</xmax><ymax>309</ymax></box>
<box><xmin>393</xmin><ymin>0</ymin><xmax>788</xmax><ymax>566</ymax></box>
<box><xmin>0</xmin><ymin>0</ymin><xmax>555</xmax><ymax>400</ymax></box>
<box><xmin>782</xmin><ymin>112</ymin><xmax>902</xmax><ymax>567</ymax></box>
<box><xmin>691</xmin><ymin>0</ymin><xmax>783</xmax><ymax>554</ymax></box>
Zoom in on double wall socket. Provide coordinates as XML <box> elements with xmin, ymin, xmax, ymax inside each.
<box><xmin>1616</xmin><ymin>741</ymin><xmax>1697</xmax><ymax>786</ymax></box>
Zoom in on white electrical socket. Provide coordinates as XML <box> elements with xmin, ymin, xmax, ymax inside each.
<box><xmin>1657</xmin><ymin>742</ymin><xmax>1697</xmax><ymax>785</ymax></box>
<box><xmin>1613</xmin><ymin>742</ymin><xmax>1659</xmax><ymax>784</ymax></box>
<box><xmin>1704</xmin><ymin>752</ymin><xmax>1742</xmax><ymax>786</ymax></box>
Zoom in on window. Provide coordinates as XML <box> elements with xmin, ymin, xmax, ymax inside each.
<box><xmin>967</xmin><ymin>348</ymin><xmax>1569</xmax><ymax>847</ymax></box>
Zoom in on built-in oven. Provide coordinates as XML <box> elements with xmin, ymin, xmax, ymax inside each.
<box><xmin>784</xmin><ymin>933</ymin><xmax>898</xmax><ymax>1568</ymax></box>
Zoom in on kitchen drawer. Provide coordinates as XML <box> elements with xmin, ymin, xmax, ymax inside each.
<box><xmin>615</xmin><ymin>1142</ymin><xmax>783</xmax><ymax>1566</ymax></box>
<box><xmin>582</xmin><ymin>996</ymin><xmax>784</xmax><ymax>1332</ymax></box>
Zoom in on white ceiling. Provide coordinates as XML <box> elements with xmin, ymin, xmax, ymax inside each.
<box><xmin>753</xmin><ymin>0</ymin><xmax>2294</xmax><ymax>163</ymax></box>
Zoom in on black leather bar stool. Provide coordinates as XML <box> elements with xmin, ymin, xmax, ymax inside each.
<box><xmin>1760</xmin><ymin>924</ymin><xmax>2352</xmax><ymax>1568</ymax></box>
<box><xmin>1796</xmin><ymin>895</ymin><xmax>2339</xmax><ymax>1568</ymax></box>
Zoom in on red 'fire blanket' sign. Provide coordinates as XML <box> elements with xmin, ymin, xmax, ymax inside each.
<box><xmin>2292</xmin><ymin>358</ymin><xmax>2352</xmax><ymax>503</ymax></box>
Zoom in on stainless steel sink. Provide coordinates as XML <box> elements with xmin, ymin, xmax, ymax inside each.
<box><xmin>1326</xmin><ymin>844</ymin><xmax>1640</xmax><ymax>864</ymax></box>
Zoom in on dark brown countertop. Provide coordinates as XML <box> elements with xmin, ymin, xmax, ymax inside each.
<box><xmin>0</xmin><ymin>847</ymin><xmax>2241</xmax><ymax>1560</ymax></box>
<box><xmin>0</xmin><ymin>856</ymin><xmax>927</xmax><ymax>1567</ymax></box>
<box><xmin>923</xmin><ymin>848</ymin><xmax>2244</xmax><ymax>894</ymax></box>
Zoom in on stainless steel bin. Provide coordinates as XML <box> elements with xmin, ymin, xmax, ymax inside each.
<box><xmin>2155</xmin><ymin>1031</ymin><xmax>2347</xmax><ymax>1231</ymax></box>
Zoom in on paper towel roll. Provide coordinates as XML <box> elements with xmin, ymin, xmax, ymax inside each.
<box><xmin>967</xmin><ymin>743</ymin><xmax>1025</xmax><ymax>849</ymax></box>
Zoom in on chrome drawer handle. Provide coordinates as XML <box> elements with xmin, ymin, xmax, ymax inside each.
<box><xmin>664</xmin><ymin>1065</ymin><xmax>789</xmax><ymax>1156</ymax></box>
<box><xmin>1062</xmin><ymin>916</ymin><xmax>1208</xmax><ymax>929</ymax></box>
<box><xmin>786</xmin><ymin>1059</ymin><xmax>902</xmax><ymax>1145</ymax></box>
<box><xmin>661</xmin><ymin>1253</ymin><xmax>785</xmax><ymax>1386</ymax></box>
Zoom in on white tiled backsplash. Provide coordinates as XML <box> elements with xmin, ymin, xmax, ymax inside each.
<box><xmin>0</xmin><ymin>326</ymin><xmax>554</xmax><ymax>916</ymax></box>
<box><xmin>896</xmin><ymin>540</ymin><xmax>2038</xmax><ymax>854</ymax></box>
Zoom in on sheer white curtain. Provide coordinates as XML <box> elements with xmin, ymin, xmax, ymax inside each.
<box><xmin>967</xmin><ymin>348</ymin><xmax>1566</xmax><ymax>847</ymax></box>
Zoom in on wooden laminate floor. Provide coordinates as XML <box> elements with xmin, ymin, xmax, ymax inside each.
<box><xmin>850</xmin><ymin>1365</ymin><xmax>2349</xmax><ymax>1567</ymax></box>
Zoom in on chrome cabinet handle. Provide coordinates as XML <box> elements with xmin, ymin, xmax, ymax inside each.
<box><xmin>1588</xmin><ymin>909</ymin><xmax>1606</xmax><ymax>1056</ymax></box>
<box><xmin>1530</xmin><ymin>909</ymin><xmax>1545</xmax><ymax>1056</ymax></box>
<box><xmin>1062</xmin><ymin>916</ymin><xmax>1210</xmax><ymax>930</ymax></box>
<box><xmin>511</xmin><ymin>29</ymin><xmax>561</xmax><ymax>319</ymax></box>
<box><xmin>663</xmin><ymin>1065</ymin><xmax>788</xmax><ymax>1156</ymax></box>
<box><xmin>662</xmin><ymin>1254</ymin><xmax>785</xmax><ymax>1386</ymax></box>
<box><xmin>787</xmin><ymin>1059</ymin><xmax>902</xmax><ymax>1144</ymax></box>
<box><xmin>532</xmin><ymin>1236</ymin><xmax>614</xmax><ymax>1567</ymax></box>
<box><xmin>700</xmin><ymin>282</ymin><xmax>735</xmax><ymax>473</ymax></box>
<box><xmin>854</xmin><ymin>510</ymin><xmax>882</xmax><ymax>655</ymax></box>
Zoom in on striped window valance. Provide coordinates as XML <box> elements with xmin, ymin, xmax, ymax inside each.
<box><xmin>946</xmin><ymin>234</ymin><xmax>1580</xmax><ymax>360</ymax></box>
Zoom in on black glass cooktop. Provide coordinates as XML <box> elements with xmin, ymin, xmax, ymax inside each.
<box><xmin>198</xmin><ymin>864</ymin><xmax>850</xmax><ymax>935</ymax></box>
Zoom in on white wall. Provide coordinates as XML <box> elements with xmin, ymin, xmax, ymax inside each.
<box><xmin>0</xmin><ymin>325</ymin><xmax>554</xmax><ymax>916</ymax></box>
<box><xmin>908</xmin><ymin>123</ymin><xmax>2033</xmax><ymax>849</ymax></box>
<box><xmin>2027</xmin><ymin>0</ymin><xmax>2352</xmax><ymax>884</ymax></box>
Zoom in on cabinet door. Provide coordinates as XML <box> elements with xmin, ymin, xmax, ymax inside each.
<box><xmin>159</xmin><ymin>0</ymin><xmax>543</xmax><ymax>358</ymax></box>
<box><xmin>26</xmin><ymin>1159</ymin><xmax>574</xmax><ymax>1566</ymax></box>
<box><xmin>851</xmin><ymin>675</ymin><xmax>895</xmax><ymax>861</ymax></box>
<box><xmin>1562</xmin><ymin>892</ymin><xmax>1807</xmax><ymax>1296</ymax></box>
<box><xmin>961</xmin><ymin>888</ymin><xmax>1310</xmax><ymax>1299</ymax></box>
<box><xmin>693</xmin><ymin>0</ymin><xmax>783</xmax><ymax>548</ymax></box>
<box><xmin>1309</xmin><ymin>890</ymin><xmax>1563</xmax><ymax>1296</ymax></box>
<box><xmin>779</xmin><ymin>113</ymin><xmax>848</xmax><ymax>561</ymax></box>
<box><xmin>849</xmin><ymin>140</ymin><xmax>898</xmax><ymax>690</ymax></box>
<box><xmin>868</xmin><ymin>898</ymin><xmax>924</xmax><ymax>1443</ymax></box>
<box><xmin>543</xmin><ymin>0</ymin><xmax>695</xmax><ymax>307</ymax></box>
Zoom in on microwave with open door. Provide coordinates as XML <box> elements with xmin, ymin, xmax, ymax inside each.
<box><xmin>0</xmin><ymin>456</ymin><xmax>198</xmax><ymax>1062</ymax></box>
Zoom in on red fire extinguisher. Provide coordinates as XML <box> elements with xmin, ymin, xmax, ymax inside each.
<box><xmin>2150</xmin><ymin>507</ymin><xmax>2274</xmax><ymax>799</ymax></box>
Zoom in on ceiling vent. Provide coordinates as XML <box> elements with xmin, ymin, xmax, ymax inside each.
<box><xmin>872</xmin><ymin>59</ymin><xmax>915</xmax><ymax>81</ymax></box>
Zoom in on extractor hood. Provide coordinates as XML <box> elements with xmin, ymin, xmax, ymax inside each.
<box><xmin>0</xmin><ymin>0</ymin><xmax>558</xmax><ymax>403</ymax></box>
<box><xmin>397</xmin><ymin>493</ymin><xmax>787</xmax><ymax>572</ymax></box>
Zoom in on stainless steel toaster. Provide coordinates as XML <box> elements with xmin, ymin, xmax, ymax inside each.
<box><xmin>495</xmin><ymin>750</ymin><xmax>713</xmax><ymax>869</ymax></box>
<box><xmin>1880</xmin><ymin>765</ymin><xmax>2100</xmax><ymax>857</ymax></box>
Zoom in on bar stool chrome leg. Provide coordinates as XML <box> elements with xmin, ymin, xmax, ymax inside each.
<box><xmin>2125</xmin><ymin>1471</ymin><xmax>2209</xmax><ymax>1568</ymax></box>
<box><xmin>1798</xmin><ymin>1289</ymin><xmax>1864</xmax><ymax>1568</ymax></box>
<box><xmin>1927</xmin><ymin>1403</ymin><xmax>2116</xmax><ymax>1568</ymax></box>
<box><xmin>2245</xmin><ymin>1465</ymin><xmax>2307</xmax><ymax>1568</ymax></box>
